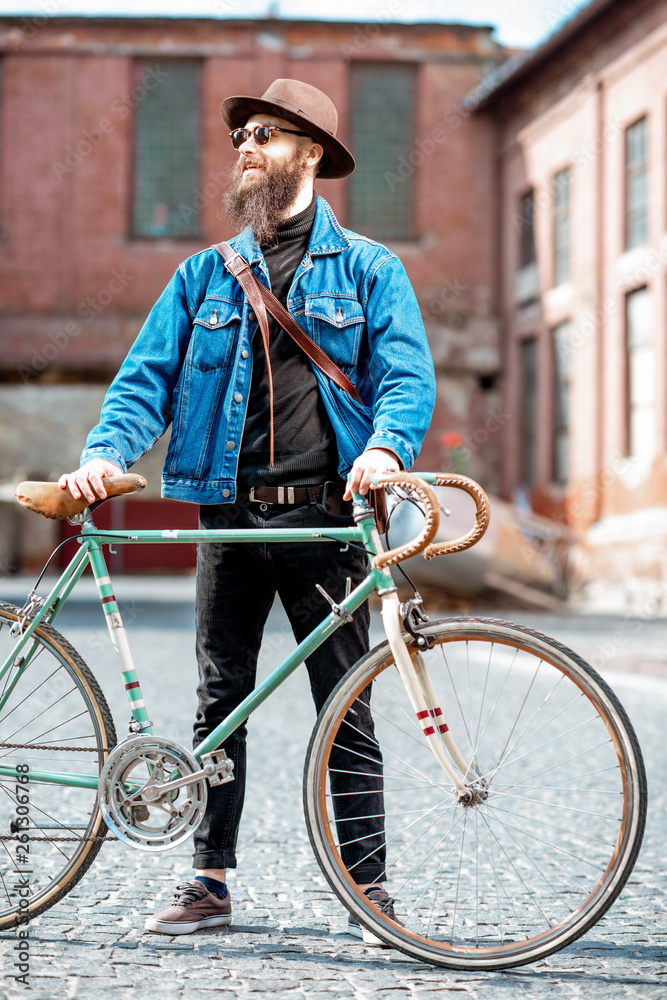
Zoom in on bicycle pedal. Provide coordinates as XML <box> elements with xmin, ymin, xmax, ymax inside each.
<box><xmin>201</xmin><ymin>750</ymin><xmax>234</xmax><ymax>786</ymax></box>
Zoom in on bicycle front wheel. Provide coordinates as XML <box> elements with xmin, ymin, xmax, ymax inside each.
<box><xmin>0</xmin><ymin>602</ymin><xmax>117</xmax><ymax>928</ymax></box>
<box><xmin>304</xmin><ymin>617</ymin><xmax>646</xmax><ymax>970</ymax></box>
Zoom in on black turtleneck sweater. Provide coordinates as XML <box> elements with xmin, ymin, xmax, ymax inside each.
<box><xmin>236</xmin><ymin>196</ymin><xmax>340</xmax><ymax>490</ymax></box>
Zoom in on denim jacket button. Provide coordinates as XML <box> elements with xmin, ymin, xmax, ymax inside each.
<box><xmin>222</xmin><ymin>489</ymin><xmax>231</xmax><ymax>498</ymax></box>
<box><xmin>249</xmin><ymin>311</ymin><xmax>256</xmax><ymax>322</ymax></box>
<box><xmin>241</xmin><ymin>350</ymin><xmax>249</xmax><ymax>359</ymax></box>
<box><xmin>234</xmin><ymin>393</ymin><xmax>243</xmax><ymax>403</ymax></box>
<box><xmin>226</xmin><ymin>441</ymin><xmax>235</xmax><ymax>450</ymax></box>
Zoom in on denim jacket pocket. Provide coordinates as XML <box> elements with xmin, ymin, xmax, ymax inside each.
<box><xmin>188</xmin><ymin>299</ymin><xmax>242</xmax><ymax>372</ymax></box>
<box><xmin>303</xmin><ymin>293</ymin><xmax>365</xmax><ymax>372</ymax></box>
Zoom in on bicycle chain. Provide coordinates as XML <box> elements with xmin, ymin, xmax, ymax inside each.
<box><xmin>1</xmin><ymin>741</ymin><xmax>117</xmax><ymax>839</ymax></box>
<box><xmin>0</xmin><ymin>742</ymin><xmax>111</xmax><ymax>753</ymax></box>
<box><xmin>0</xmin><ymin>834</ymin><xmax>118</xmax><ymax>842</ymax></box>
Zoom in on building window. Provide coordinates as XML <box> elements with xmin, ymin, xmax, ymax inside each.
<box><xmin>348</xmin><ymin>63</ymin><xmax>416</xmax><ymax>240</ymax></box>
<box><xmin>551</xmin><ymin>322</ymin><xmax>571</xmax><ymax>484</ymax></box>
<box><xmin>518</xmin><ymin>189</ymin><xmax>536</xmax><ymax>267</ymax></box>
<box><xmin>131</xmin><ymin>60</ymin><xmax>201</xmax><ymax>239</ymax></box>
<box><xmin>520</xmin><ymin>337</ymin><xmax>538</xmax><ymax>487</ymax></box>
<box><xmin>625</xmin><ymin>116</ymin><xmax>648</xmax><ymax>250</ymax></box>
<box><xmin>552</xmin><ymin>167</ymin><xmax>571</xmax><ymax>287</ymax></box>
<box><xmin>625</xmin><ymin>286</ymin><xmax>655</xmax><ymax>460</ymax></box>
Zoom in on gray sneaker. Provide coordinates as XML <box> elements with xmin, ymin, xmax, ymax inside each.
<box><xmin>347</xmin><ymin>887</ymin><xmax>400</xmax><ymax>946</ymax></box>
<box><xmin>145</xmin><ymin>880</ymin><xmax>232</xmax><ymax>935</ymax></box>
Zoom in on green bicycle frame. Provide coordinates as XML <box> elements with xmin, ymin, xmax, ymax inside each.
<box><xmin>0</xmin><ymin>483</ymin><xmax>416</xmax><ymax>789</ymax></box>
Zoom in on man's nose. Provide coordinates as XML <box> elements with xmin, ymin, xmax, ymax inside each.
<box><xmin>238</xmin><ymin>132</ymin><xmax>258</xmax><ymax>155</ymax></box>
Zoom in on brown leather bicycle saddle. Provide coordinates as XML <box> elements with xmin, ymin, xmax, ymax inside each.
<box><xmin>15</xmin><ymin>474</ymin><xmax>147</xmax><ymax>520</ymax></box>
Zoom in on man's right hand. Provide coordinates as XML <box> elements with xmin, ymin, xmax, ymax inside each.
<box><xmin>57</xmin><ymin>460</ymin><xmax>123</xmax><ymax>504</ymax></box>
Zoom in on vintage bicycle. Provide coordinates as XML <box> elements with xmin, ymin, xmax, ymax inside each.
<box><xmin>0</xmin><ymin>471</ymin><xmax>646</xmax><ymax>970</ymax></box>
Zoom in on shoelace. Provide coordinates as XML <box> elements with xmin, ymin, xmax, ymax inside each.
<box><xmin>364</xmin><ymin>888</ymin><xmax>397</xmax><ymax>920</ymax></box>
<box><xmin>172</xmin><ymin>881</ymin><xmax>209</xmax><ymax>907</ymax></box>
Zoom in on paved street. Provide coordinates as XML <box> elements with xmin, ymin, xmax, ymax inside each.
<box><xmin>1</xmin><ymin>576</ymin><xmax>666</xmax><ymax>999</ymax></box>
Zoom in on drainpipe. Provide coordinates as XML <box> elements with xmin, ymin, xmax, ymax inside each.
<box><xmin>593</xmin><ymin>76</ymin><xmax>605</xmax><ymax>524</ymax></box>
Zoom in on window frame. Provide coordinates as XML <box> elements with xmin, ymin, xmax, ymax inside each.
<box><xmin>552</xmin><ymin>167</ymin><xmax>571</xmax><ymax>288</ymax></box>
<box><xmin>347</xmin><ymin>61</ymin><xmax>418</xmax><ymax>242</ymax></box>
<box><xmin>624</xmin><ymin>115</ymin><xmax>648</xmax><ymax>251</ymax></box>
<box><xmin>128</xmin><ymin>58</ymin><xmax>203</xmax><ymax>242</ymax></box>
<box><xmin>519</xmin><ymin>336</ymin><xmax>539</xmax><ymax>489</ymax></box>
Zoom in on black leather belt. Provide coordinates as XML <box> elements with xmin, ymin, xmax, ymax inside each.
<box><xmin>248</xmin><ymin>481</ymin><xmax>350</xmax><ymax>515</ymax></box>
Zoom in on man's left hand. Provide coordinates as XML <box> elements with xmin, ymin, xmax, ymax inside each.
<box><xmin>343</xmin><ymin>448</ymin><xmax>401</xmax><ymax>499</ymax></box>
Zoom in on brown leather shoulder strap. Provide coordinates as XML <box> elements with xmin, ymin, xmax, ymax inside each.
<box><xmin>213</xmin><ymin>241</ymin><xmax>363</xmax><ymax>405</ymax></box>
<box><xmin>213</xmin><ymin>242</ymin><xmax>275</xmax><ymax>465</ymax></box>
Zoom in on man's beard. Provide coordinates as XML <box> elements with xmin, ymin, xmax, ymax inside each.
<box><xmin>223</xmin><ymin>147</ymin><xmax>309</xmax><ymax>245</ymax></box>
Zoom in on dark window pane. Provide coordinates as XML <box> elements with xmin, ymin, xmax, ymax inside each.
<box><xmin>520</xmin><ymin>338</ymin><xmax>538</xmax><ymax>487</ymax></box>
<box><xmin>552</xmin><ymin>168</ymin><xmax>571</xmax><ymax>286</ymax></box>
<box><xmin>625</xmin><ymin>117</ymin><xmax>648</xmax><ymax>250</ymax></box>
<box><xmin>519</xmin><ymin>189</ymin><xmax>536</xmax><ymax>267</ymax></box>
<box><xmin>348</xmin><ymin>63</ymin><xmax>416</xmax><ymax>240</ymax></box>
<box><xmin>625</xmin><ymin>286</ymin><xmax>655</xmax><ymax>459</ymax></box>
<box><xmin>132</xmin><ymin>61</ymin><xmax>201</xmax><ymax>239</ymax></box>
<box><xmin>552</xmin><ymin>322</ymin><xmax>570</xmax><ymax>484</ymax></box>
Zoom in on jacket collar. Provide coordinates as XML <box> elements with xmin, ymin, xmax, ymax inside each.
<box><xmin>231</xmin><ymin>195</ymin><xmax>349</xmax><ymax>265</ymax></box>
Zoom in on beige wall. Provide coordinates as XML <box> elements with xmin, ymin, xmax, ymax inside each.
<box><xmin>484</xmin><ymin>0</ymin><xmax>667</xmax><ymax>602</ymax></box>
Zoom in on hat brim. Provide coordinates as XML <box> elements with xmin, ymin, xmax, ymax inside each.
<box><xmin>220</xmin><ymin>95</ymin><xmax>355</xmax><ymax>180</ymax></box>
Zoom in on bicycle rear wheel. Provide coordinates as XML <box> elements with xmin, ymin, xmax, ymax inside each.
<box><xmin>304</xmin><ymin>617</ymin><xmax>646</xmax><ymax>970</ymax></box>
<box><xmin>0</xmin><ymin>602</ymin><xmax>116</xmax><ymax>928</ymax></box>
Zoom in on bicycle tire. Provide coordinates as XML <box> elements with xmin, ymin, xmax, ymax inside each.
<box><xmin>304</xmin><ymin>616</ymin><xmax>647</xmax><ymax>970</ymax></box>
<box><xmin>0</xmin><ymin>602</ymin><xmax>117</xmax><ymax>929</ymax></box>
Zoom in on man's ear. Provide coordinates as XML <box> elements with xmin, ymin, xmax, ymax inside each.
<box><xmin>306</xmin><ymin>141</ymin><xmax>325</xmax><ymax>174</ymax></box>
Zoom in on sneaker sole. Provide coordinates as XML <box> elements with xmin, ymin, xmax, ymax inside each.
<box><xmin>347</xmin><ymin>921</ymin><xmax>387</xmax><ymax>947</ymax></box>
<box><xmin>144</xmin><ymin>914</ymin><xmax>232</xmax><ymax>935</ymax></box>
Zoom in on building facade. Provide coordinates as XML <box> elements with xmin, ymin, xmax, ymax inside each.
<box><xmin>0</xmin><ymin>14</ymin><xmax>509</xmax><ymax>570</ymax></box>
<box><xmin>471</xmin><ymin>0</ymin><xmax>667</xmax><ymax>606</ymax></box>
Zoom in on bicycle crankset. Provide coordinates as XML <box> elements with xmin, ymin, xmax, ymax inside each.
<box><xmin>98</xmin><ymin>735</ymin><xmax>233</xmax><ymax>851</ymax></box>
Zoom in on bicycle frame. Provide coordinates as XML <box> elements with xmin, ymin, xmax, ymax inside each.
<box><xmin>0</xmin><ymin>472</ymin><xmax>471</xmax><ymax>798</ymax></box>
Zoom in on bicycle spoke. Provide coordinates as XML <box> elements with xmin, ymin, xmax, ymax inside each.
<box><xmin>305</xmin><ymin>616</ymin><xmax>646</xmax><ymax>969</ymax></box>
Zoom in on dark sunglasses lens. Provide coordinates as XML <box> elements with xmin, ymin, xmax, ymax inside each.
<box><xmin>231</xmin><ymin>129</ymin><xmax>248</xmax><ymax>149</ymax></box>
<box><xmin>253</xmin><ymin>126</ymin><xmax>272</xmax><ymax>145</ymax></box>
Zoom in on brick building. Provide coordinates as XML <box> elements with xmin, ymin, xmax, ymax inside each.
<box><xmin>470</xmin><ymin>0</ymin><xmax>667</xmax><ymax>605</ymax></box>
<box><xmin>0</xmin><ymin>14</ymin><xmax>509</xmax><ymax>570</ymax></box>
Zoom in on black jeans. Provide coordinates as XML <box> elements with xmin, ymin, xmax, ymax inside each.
<box><xmin>192</xmin><ymin>500</ymin><xmax>386</xmax><ymax>884</ymax></box>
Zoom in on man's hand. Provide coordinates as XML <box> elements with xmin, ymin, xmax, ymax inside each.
<box><xmin>343</xmin><ymin>448</ymin><xmax>401</xmax><ymax>500</ymax></box>
<box><xmin>57</xmin><ymin>459</ymin><xmax>123</xmax><ymax>505</ymax></box>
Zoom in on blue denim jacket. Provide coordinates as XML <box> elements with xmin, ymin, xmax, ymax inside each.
<box><xmin>82</xmin><ymin>197</ymin><xmax>436</xmax><ymax>503</ymax></box>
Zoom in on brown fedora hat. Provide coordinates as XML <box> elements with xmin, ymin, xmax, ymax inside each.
<box><xmin>221</xmin><ymin>78</ymin><xmax>355</xmax><ymax>180</ymax></box>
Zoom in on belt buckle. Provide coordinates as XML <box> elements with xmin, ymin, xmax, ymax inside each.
<box><xmin>248</xmin><ymin>486</ymin><xmax>297</xmax><ymax>504</ymax></box>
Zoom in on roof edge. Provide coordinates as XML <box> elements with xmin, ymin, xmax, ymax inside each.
<box><xmin>464</xmin><ymin>0</ymin><xmax>619</xmax><ymax>110</ymax></box>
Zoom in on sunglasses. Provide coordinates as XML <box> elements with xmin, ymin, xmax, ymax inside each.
<box><xmin>229</xmin><ymin>124</ymin><xmax>313</xmax><ymax>149</ymax></box>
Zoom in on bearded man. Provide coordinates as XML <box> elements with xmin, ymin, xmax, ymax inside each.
<box><xmin>59</xmin><ymin>80</ymin><xmax>436</xmax><ymax>940</ymax></box>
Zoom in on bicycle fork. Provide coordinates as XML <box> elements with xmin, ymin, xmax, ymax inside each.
<box><xmin>379</xmin><ymin>591</ymin><xmax>479</xmax><ymax>804</ymax></box>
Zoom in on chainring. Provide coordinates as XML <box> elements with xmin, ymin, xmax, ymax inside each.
<box><xmin>99</xmin><ymin>735</ymin><xmax>208</xmax><ymax>851</ymax></box>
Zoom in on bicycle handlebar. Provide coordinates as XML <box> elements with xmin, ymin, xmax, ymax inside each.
<box><xmin>366</xmin><ymin>472</ymin><xmax>490</xmax><ymax>571</ymax></box>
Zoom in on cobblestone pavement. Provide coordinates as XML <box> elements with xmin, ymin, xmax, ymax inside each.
<box><xmin>1</xmin><ymin>577</ymin><xmax>666</xmax><ymax>999</ymax></box>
